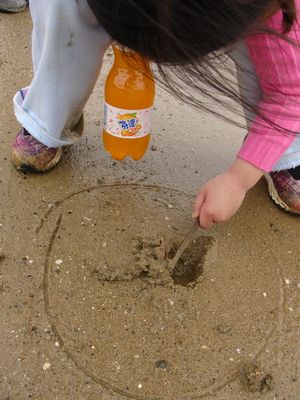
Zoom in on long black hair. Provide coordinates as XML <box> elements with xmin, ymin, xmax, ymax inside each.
<box><xmin>88</xmin><ymin>0</ymin><xmax>297</xmax><ymax>130</ymax></box>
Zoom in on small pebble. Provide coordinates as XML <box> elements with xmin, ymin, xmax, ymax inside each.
<box><xmin>42</xmin><ymin>362</ymin><xmax>51</xmax><ymax>371</ymax></box>
<box><xmin>138</xmin><ymin>383</ymin><xmax>143</xmax><ymax>389</ymax></box>
<box><xmin>155</xmin><ymin>360</ymin><xmax>168</xmax><ymax>369</ymax></box>
<box><xmin>167</xmin><ymin>204</ymin><xmax>174</xmax><ymax>209</ymax></box>
<box><xmin>216</xmin><ymin>324</ymin><xmax>232</xmax><ymax>335</ymax></box>
<box><xmin>54</xmin><ymin>342</ymin><xmax>60</xmax><ymax>347</ymax></box>
<box><xmin>176</xmin><ymin>313</ymin><xmax>185</xmax><ymax>321</ymax></box>
<box><xmin>151</xmin><ymin>145</ymin><xmax>157</xmax><ymax>151</ymax></box>
<box><xmin>285</xmin><ymin>278</ymin><xmax>291</xmax><ymax>285</ymax></box>
<box><xmin>55</xmin><ymin>259</ymin><xmax>63</xmax><ymax>265</ymax></box>
<box><xmin>263</xmin><ymin>292</ymin><xmax>267</xmax><ymax>298</ymax></box>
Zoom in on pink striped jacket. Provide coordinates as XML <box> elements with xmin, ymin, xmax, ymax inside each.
<box><xmin>238</xmin><ymin>2</ymin><xmax>300</xmax><ymax>171</ymax></box>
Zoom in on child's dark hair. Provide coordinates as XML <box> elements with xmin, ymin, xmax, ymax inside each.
<box><xmin>88</xmin><ymin>0</ymin><xmax>297</xmax><ymax>130</ymax></box>
<box><xmin>280</xmin><ymin>0</ymin><xmax>296</xmax><ymax>32</ymax></box>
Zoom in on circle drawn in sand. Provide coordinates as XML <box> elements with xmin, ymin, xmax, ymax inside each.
<box><xmin>41</xmin><ymin>185</ymin><xmax>279</xmax><ymax>399</ymax></box>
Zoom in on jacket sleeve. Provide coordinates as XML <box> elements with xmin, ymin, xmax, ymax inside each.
<box><xmin>238</xmin><ymin>10</ymin><xmax>300</xmax><ymax>171</ymax></box>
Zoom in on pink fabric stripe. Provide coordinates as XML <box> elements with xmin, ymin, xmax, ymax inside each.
<box><xmin>238</xmin><ymin>1</ymin><xmax>300</xmax><ymax>171</ymax></box>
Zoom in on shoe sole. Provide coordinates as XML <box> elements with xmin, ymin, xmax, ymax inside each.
<box><xmin>265</xmin><ymin>173</ymin><xmax>300</xmax><ymax>215</ymax></box>
<box><xmin>0</xmin><ymin>5</ymin><xmax>26</xmax><ymax>12</ymax></box>
<box><xmin>13</xmin><ymin>147</ymin><xmax>63</xmax><ymax>173</ymax></box>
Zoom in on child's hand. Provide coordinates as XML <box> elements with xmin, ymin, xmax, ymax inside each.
<box><xmin>192</xmin><ymin>159</ymin><xmax>264</xmax><ymax>229</ymax></box>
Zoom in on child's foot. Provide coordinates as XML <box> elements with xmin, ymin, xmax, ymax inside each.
<box><xmin>11</xmin><ymin>128</ymin><xmax>62</xmax><ymax>173</ymax></box>
<box><xmin>265</xmin><ymin>169</ymin><xmax>300</xmax><ymax>214</ymax></box>
<box><xmin>0</xmin><ymin>0</ymin><xmax>27</xmax><ymax>12</ymax></box>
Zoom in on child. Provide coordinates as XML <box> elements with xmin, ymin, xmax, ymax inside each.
<box><xmin>0</xmin><ymin>0</ymin><xmax>27</xmax><ymax>12</ymax></box>
<box><xmin>11</xmin><ymin>0</ymin><xmax>300</xmax><ymax>228</ymax></box>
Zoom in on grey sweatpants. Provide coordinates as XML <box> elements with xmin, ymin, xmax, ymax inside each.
<box><xmin>14</xmin><ymin>0</ymin><xmax>110</xmax><ymax>148</ymax></box>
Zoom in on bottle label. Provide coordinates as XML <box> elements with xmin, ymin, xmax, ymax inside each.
<box><xmin>104</xmin><ymin>103</ymin><xmax>152</xmax><ymax>139</ymax></box>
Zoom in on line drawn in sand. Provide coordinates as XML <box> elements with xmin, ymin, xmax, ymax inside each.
<box><xmin>38</xmin><ymin>184</ymin><xmax>289</xmax><ymax>399</ymax></box>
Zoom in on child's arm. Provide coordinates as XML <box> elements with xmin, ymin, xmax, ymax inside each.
<box><xmin>193</xmin><ymin>9</ymin><xmax>300</xmax><ymax>228</ymax></box>
<box><xmin>192</xmin><ymin>158</ymin><xmax>263</xmax><ymax>229</ymax></box>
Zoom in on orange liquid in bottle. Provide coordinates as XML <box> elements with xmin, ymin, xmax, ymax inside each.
<box><xmin>103</xmin><ymin>45</ymin><xmax>155</xmax><ymax>161</ymax></box>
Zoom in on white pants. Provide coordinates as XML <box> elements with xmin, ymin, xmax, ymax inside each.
<box><xmin>14</xmin><ymin>0</ymin><xmax>300</xmax><ymax>171</ymax></box>
<box><xmin>13</xmin><ymin>0</ymin><xmax>110</xmax><ymax>148</ymax></box>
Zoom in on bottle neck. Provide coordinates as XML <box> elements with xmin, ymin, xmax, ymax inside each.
<box><xmin>112</xmin><ymin>44</ymin><xmax>151</xmax><ymax>73</ymax></box>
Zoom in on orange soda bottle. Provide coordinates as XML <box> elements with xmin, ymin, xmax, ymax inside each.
<box><xmin>103</xmin><ymin>44</ymin><xmax>155</xmax><ymax>161</ymax></box>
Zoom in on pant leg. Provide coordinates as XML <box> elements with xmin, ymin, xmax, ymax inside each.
<box><xmin>230</xmin><ymin>41</ymin><xmax>300</xmax><ymax>171</ymax></box>
<box><xmin>13</xmin><ymin>0</ymin><xmax>110</xmax><ymax>147</ymax></box>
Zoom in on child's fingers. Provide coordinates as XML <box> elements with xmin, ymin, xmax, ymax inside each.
<box><xmin>192</xmin><ymin>190</ymin><xmax>206</xmax><ymax>219</ymax></box>
<box><xmin>199</xmin><ymin>205</ymin><xmax>214</xmax><ymax>229</ymax></box>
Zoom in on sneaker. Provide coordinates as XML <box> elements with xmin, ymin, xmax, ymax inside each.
<box><xmin>0</xmin><ymin>0</ymin><xmax>27</xmax><ymax>12</ymax></box>
<box><xmin>265</xmin><ymin>170</ymin><xmax>300</xmax><ymax>214</ymax></box>
<box><xmin>11</xmin><ymin>128</ymin><xmax>62</xmax><ymax>173</ymax></box>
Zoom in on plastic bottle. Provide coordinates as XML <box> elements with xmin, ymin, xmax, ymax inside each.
<box><xmin>103</xmin><ymin>44</ymin><xmax>155</xmax><ymax>161</ymax></box>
